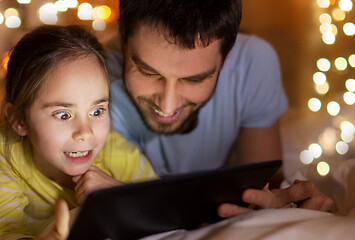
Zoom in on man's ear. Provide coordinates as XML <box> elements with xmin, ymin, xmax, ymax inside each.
<box><xmin>4</xmin><ymin>103</ymin><xmax>28</xmax><ymax>136</ymax></box>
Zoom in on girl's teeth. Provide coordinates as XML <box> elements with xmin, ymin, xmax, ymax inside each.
<box><xmin>66</xmin><ymin>151</ymin><xmax>89</xmax><ymax>158</ymax></box>
<box><xmin>154</xmin><ymin>109</ymin><xmax>175</xmax><ymax>117</ymax></box>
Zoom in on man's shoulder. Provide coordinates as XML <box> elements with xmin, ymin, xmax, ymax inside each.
<box><xmin>223</xmin><ymin>33</ymin><xmax>278</xmax><ymax>70</ymax></box>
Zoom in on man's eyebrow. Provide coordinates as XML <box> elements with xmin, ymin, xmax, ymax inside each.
<box><xmin>42</xmin><ymin>98</ymin><xmax>110</xmax><ymax>108</ymax></box>
<box><xmin>132</xmin><ymin>56</ymin><xmax>160</xmax><ymax>74</ymax></box>
<box><xmin>132</xmin><ymin>55</ymin><xmax>217</xmax><ymax>81</ymax></box>
<box><xmin>181</xmin><ymin>67</ymin><xmax>217</xmax><ymax>81</ymax></box>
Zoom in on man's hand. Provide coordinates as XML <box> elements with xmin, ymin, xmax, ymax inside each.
<box><xmin>73</xmin><ymin>166</ymin><xmax>124</xmax><ymax>204</ymax></box>
<box><xmin>37</xmin><ymin>199</ymin><xmax>69</xmax><ymax>240</ymax></box>
<box><xmin>218</xmin><ymin>180</ymin><xmax>334</xmax><ymax>218</ymax></box>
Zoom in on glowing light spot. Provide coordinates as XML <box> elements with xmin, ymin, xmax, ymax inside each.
<box><xmin>39</xmin><ymin>3</ymin><xmax>58</xmax><ymax>24</ymax></box>
<box><xmin>315</xmin><ymin>82</ymin><xmax>329</xmax><ymax>95</ymax></box>
<box><xmin>349</xmin><ymin>55</ymin><xmax>355</xmax><ymax>67</ymax></box>
<box><xmin>331</xmin><ymin>24</ymin><xmax>338</xmax><ymax>35</ymax></box>
<box><xmin>92</xmin><ymin>19</ymin><xmax>106</xmax><ymax>31</ymax></box>
<box><xmin>341</xmin><ymin>132</ymin><xmax>354</xmax><ymax>143</ymax></box>
<box><xmin>332</xmin><ymin>8</ymin><xmax>346</xmax><ymax>21</ymax></box>
<box><xmin>343</xmin><ymin>22</ymin><xmax>355</xmax><ymax>36</ymax></box>
<box><xmin>340</xmin><ymin>121</ymin><xmax>355</xmax><ymax>135</ymax></box>
<box><xmin>17</xmin><ymin>0</ymin><xmax>31</xmax><ymax>3</ymax></box>
<box><xmin>55</xmin><ymin>1</ymin><xmax>68</xmax><ymax>12</ymax></box>
<box><xmin>319</xmin><ymin>13</ymin><xmax>332</xmax><ymax>24</ymax></box>
<box><xmin>317</xmin><ymin>58</ymin><xmax>331</xmax><ymax>71</ymax></box>
<box><xmin>64</xmin><ymin>0</ymin><xmax>78</xmax><ymax>8</ymax></box>
<box><xmin>5</xmin><ymin>16</ymin><xmax>21</xmax><ymax>28</ymax></box>
<box><xmin>319</xmin><ymin>127</ymin><xmax>337</xmax><ymax>155</ymax></box>
<box><xmin>322</xmin><ymin>32</ymin><xmax>336</xmax><ymax>44</ymax></box>
<box><xmin>92</xmin><ymin>5</ymin><xmax>111</xmax><ymax>20</ymax></box>
<box><xmin>1</xmin><ymin>52</ymin><xmax>10</xmax><ymax>70</ymax></box>
<box><xmin>4</xmin><ymin>8</ymin><xmax>19</xmax><ymax>18</ymax></box>
<box><xmin>318</xmin><ymin>0</ymin><xmax>330</xmax><ymax>8</ymax></box>
<box><xmin>345</xmin><ymin>79</ymin><xmax>355</xmax><ymax>91</ymax></box>
<box><xmin>313</xmin><ymin>72</ymin><xmax>327</xmax><ymax>85</ymax></box>
<box><xmin>0</xmin><ymin>13</ymin><xmax>4</xmax><ymax>25</ymax></box>
<box><xmin>309</xmin><ymin>143</ymin><xmax>323</xmax><ymax>158</ymax></box>
<box><xmin>78</xmin><ymin>3</ymin><xmax>92</xmax><ymax>20</ymax></box>
<box><xmin>308</xmin><ymin>98</ymin><xmax>322</xmax><ymax>112</ymax></box>
<box><xmin>343</xmin><ymin>91</ymin><xmax>355</xmax><ymax>105</ymax></box>
<box><xmin>300</xmin><ymin>150</ymin><xmax>314</xmax><ymax>164</ymax></box>
<box><xmin>339</xmin><ymin>0</ymin><xmax>353</xmax><ymax>11</ymax></box>
<box><xmin>335</xmin><ymin>57</ymin><xmax>348</xmax><ymax>70</ymax></box>
<box><xmin>327</xmin><ymin>101</ymin><xmax>340</xmax><ymax>116</ymax></box>
<box><xmin>320</xmin><ymin>23</ymin><xmax>333</xmax><ymax>34</ymax></box>
<box><xmin>336</xmin><ymin>141</ymin><xmax>349</xmax><ymax>155</ymax></box>
<box><xmin>317</xmin><ymin>161</ymin><xmax>330</xmax><ymax>176</ymax></box>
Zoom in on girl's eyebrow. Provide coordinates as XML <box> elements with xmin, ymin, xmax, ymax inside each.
<box><xmin>42</xmin><ymin>98</ymin><xmax>110</xmax><ymax>108</ymax></box>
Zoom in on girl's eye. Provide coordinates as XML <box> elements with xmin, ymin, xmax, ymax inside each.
<box><xmin>53</xmin><ymin>111</ymin><xmax>71</xmax><ymax>121</ymax></box>
<box><xmin>90</xmin><ymin>108</ymin><xmax>106</xmax><ymax>117</ymax></box>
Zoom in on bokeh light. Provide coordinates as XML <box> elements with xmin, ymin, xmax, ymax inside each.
<box><xmin>319</xmin><ymin>13</ymin><xmax>332</xmax><ymax>24</ymax></box>
<box><xmin>335</xmin><ymin>57</ymin><xmax>348</xmax><ymax>70</ymax></box>
<box><xmin>315</xmin><ymin>82</ymin><xmax>330</xmax><ymax>94</ymax></box>
<box><xmin>92</xmin><ymin>19</ymin><xmax>106</xmax><ymax>31</ymax></box>
<box><xmin>317</xmin><ymin>161</ymin><xmax>330</xmax><ymax>176</ymax></box>
<box><xmin>64</xmin><ymin>0</ymin><xmax>78</xmax><ymax>8</ymax></box>
<box><xmin>39</xmin><ymin>3</ymin><xmax>58</xmax><ymax>24</ymax></box>
<box><xmin>332</xmin><ymin>8</ymin><xmax>346</xmax><ymax>21</ymax></box>
<box><xmin>340</xmin><ymin>121</ymin><xmax>355</xmax><ymax>135</ymax></box>
<box><xmin>5</xmin><ymin>16</ymin><xmax>21</xmax><ymax>28</ymax></box>
<box><xmin>309</xmin><ymin>143</ymin><xmax>323</xmax><ymax>158</ymax></box>
<box><xmin>308</xmin><ymin>98</ymin><xmax>322</xmax><ymax>112</ymax></box>
<box><xmin>322</xmin><ymin>32</ymin><xmax>336</xmax><ymax>44</ymax></box>
<box><xmin>345</xmin><ymin>79</ymin><xmax>355</xmax><ymax>91</ymax></box>
<box><xmin>343</xmin><ymin>91</ymin><xmax>355</xmax><ymax>105</ymax></box>
<box><xmin>55</xmin><ymin>0</ymin><xmax>68</xmax><ymax>12</ymax></box>
<box><xmin>317</xmin><ymin>58</ymin><xmax>331</xmax><ymax>71</ymax></box>
<box><xmin>300</xmin><ymin>150</ymin><xmax>314</xmax><ymax>164</ymax></box>
<box><xmin>339</xmin><ymin>0</ymin><xmax>353</xmax><ymax>11</ymax></box>
<box><xmin>78</xmin><ymin>3</ymin><xmax>93</xmax><ymax>20</ymax></box>
<box><xmin>343</xmin><ymin>22</ymin><xmax>355</xmax><ymax>36</ymax></box>
<box><xmin>327</xmin><ymin>101</ymin><xmax>340</xmax><ymax>116</ymax></box>
<box><xmin>0</xmin><ymin>12</ymin><xmax>4</xmax><ymax>25</ymax></box>
<box><xmin>4</xmin><ymin>8</ymin><xmax>19</xmax><ymax>18</ymax></box>
<box><xmin>313</xmin><ymin>72</ymin><xmax>327</xmax><ymax>85</ymax></box>
<box><xmin>1</xmin><ymin>52</ymin><xmax>10</xmax><ymax>70</ymax></box>
<box><xmin>336</xmin><ymin>141</ymin><xmax>349</xmax><ymax>155</ymax></box>
<box><xmin>92</xmin><ymin>5</ymin><xmax>111</xmax><ymax>20</ymax></box>
<box><xmin>17</xmin><ymin>0</ymin><xmax>31</xmax><ymax>4</ymax></box>
<box><xmin>349</xmin><ymin>55</ymin><xmax>355</xmax><ymax>67</ymax></box>
<box><xmin>318</xmin><ymin>0</ymin><xmax>331</xmax><ymax>8</ymax></box>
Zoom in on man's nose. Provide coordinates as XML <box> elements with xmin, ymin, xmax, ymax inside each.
<box><xmin>157</xmin><ymin>80</ymin><xmax>180</xmax><ymax>114</ymax></box>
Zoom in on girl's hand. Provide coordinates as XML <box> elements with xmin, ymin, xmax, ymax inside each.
<box><xmin>72</xmin><ymin>166</ymin><xmax>124</xmax><ymax>204</ymax></box>
<box><xmin>218</xmin><ymin>180</ymin><xmax>334</xmax><ymax>218</ymax></box>
<box><xmin>36</xmin><ymin>199</ymin><xmax>69</xmax><ymax>240</ymax></box>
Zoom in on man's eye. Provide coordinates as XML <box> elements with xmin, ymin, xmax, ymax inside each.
<box><xmin>53</xmin><ymin>111</ymin><xmax>71</xmax><ymax>120</ymax></box>
<box><xmin>90</xmin><ymin>108</ymin><xmax>106</xmax><ymax>117</ymax></box>
<box><xmin>138</xmin><ymin>67</ymin><xmax>158</xmax><ymax>77</ymax></box>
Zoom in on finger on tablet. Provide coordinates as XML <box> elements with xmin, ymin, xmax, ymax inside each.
<box><xmin>217</xmin><ymin>203</ymin><xmax>252</xmax><ymax>218</ymax></box>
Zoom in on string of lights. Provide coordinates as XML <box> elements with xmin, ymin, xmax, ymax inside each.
<box><xmin>301</xmin><ymin>0</ymin><xmax>354</xmax><ymax>176</ymax></box>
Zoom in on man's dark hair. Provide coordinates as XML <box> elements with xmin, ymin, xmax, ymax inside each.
<box><xmin>119</xmin><ymin>0</ymin><xmax>242</xmax><ymax>60</ymax></box>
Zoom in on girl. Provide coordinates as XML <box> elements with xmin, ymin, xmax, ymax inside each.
<box><xmin>0</xmin><ymin>25</ymin><xmax>156</xmax><ymax>239</ymax></box>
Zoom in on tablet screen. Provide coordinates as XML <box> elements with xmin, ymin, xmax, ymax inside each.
<box><xmin>68</xmin><ymin>160</ymin><xmax>281</xmax><ymax>240</ymax></box>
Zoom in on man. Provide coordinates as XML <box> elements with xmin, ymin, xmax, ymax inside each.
<box><xmin>108</xmin><ymin>0</ymin><xmax>333</xmax><ymax>215</ymax></box>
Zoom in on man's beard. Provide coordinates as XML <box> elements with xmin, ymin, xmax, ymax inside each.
<box><xmin>124</xmin><ymin>88</ymin><xmax>201</xmax><ymax>135</ymax></box>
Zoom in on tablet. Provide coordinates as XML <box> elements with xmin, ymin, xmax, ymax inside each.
<box><xmin>67</xmin><ymin>160</ymin><xmax>281</xmax><ymax>240</ymax></box>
